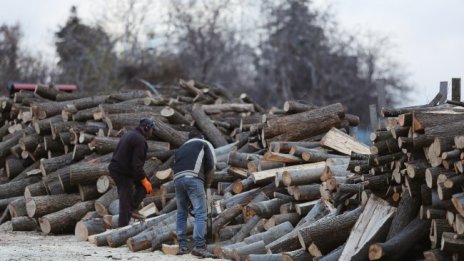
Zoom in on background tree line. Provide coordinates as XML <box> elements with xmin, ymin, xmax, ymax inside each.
<box><xmin>0</xmin><ymin>0</ymin><xmax>411</xmax><ymax>126</ymax></box>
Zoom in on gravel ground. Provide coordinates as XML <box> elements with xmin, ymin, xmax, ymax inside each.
<box><xmin>0</xmin><ymin>231</ymin><xmax>223</xmax><ymax>261</ymax></box>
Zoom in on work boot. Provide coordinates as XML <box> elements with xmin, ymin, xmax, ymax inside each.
<box><xmin>177</xmin><ymin>246</ymin><xmax>190</xmax><ymax>255</ymax></box>
<box><xmin>191</xmin><ymin>246</ymin><xmax>217</xmax><ymax>259</ymax></box>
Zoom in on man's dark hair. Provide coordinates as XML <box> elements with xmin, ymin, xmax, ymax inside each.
<box><xmin>188</xmin><ymin>129</ymin><xmax>204</xmax><ymax>139</ymax></box>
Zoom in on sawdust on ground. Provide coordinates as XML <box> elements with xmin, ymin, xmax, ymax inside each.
<box><xmin>0</xmin><ymin>231</ymin><xmax>225</xmax><ymax>261</ymax></box>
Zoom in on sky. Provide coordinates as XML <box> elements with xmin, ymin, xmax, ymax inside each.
<box><xmin>0</xmin><ymin>0</ymin><xmax>463</xmax><ymax>107</ymax></box>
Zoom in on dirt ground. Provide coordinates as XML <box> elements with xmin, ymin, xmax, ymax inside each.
<box><xmin>0</xmin><ymin>231</ymin><xmax>224</xmax><ymax>261</ymax></box>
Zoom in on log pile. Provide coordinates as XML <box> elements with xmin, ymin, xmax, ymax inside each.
<box><xmin>2</xmin><ymin>78</ymin><xmax>463</xmax><ymax>260</ymax></box>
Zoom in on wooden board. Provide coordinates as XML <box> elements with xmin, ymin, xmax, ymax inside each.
<box><xmin>320</xmin><ymin>127</ymin><xmax>371</xmax><ymax>155</ymax></box>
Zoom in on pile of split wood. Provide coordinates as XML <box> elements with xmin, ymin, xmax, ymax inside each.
<box><xmin>0</xmin><ymin>77</ymin><xmax>462</xmax><ymax>261</ymax></box>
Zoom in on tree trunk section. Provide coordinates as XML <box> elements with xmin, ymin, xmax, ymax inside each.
<box><xmin>39</xmin><ymin>200</ymin><xmax>95</xmax><ymax>234</ymax></box>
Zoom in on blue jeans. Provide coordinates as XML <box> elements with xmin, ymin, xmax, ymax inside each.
<box><xmin>174</xmin><ymin>176</ymin><xmax>207</xmax><ymax>248</ymax></box>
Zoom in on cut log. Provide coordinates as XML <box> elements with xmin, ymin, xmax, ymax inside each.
<box><xmin>231</xmin><ymin>215</ymin><xmax>261</xmax><ymax>243</ymax></box>
<box><xmin>234</xmin><ymin>240</ymin><xmax>267</xmax><ymax>261</ymax></box>
<box><xmin>249</xmin><ymin>198</ymin><xmax>290</xmax><ymax>219</ymax></box>
<box><xmin>8</xmin><ymin>197</ymin><xmax>27</xmax><ymax>218</ymax></box>
<box><xmin>300</xmin><ymin>207</ymin><xmax>363</xmax><ymax>255</ymax></box>
<box><xmin>106</xmin><ymin>212</ymin><xmax>175</xmax><ymax>248</ymax></box>
<box><xmin>441</xmin><ymin>232</ymin><xmax>464</xmax><ymax>255</ymax></box>
<box><xmin>39</xmin><ymin>200</ymin><xmax>95</xmax><ymax>234</ymax></box>
<box><xmin>0</xmin><ymin>176</ymin><xmax>41</xmax><ymax>198</ymax></box>
<box><xmin>368</xmin><ymin>217</ymin><xmax>431</xmax><ymax>260</ymax></box>
<box><xmin>252</xmin><ymin>162</ymin><xmax>326</xmax><ymax>183</ymax></box>
<box><xmin>264</xmin><ymin>213</ymin><xmax>300</xmax><ymax>230</ymax></box>
<box><xmin>94</xmin><ymin>187</ymin><xmax>118</xmax><ymax>216</ymax></box>
<box><xmin>246</xmin><ymin>254</ymin><xmax>283</xmax><ymax>261</ymax></box>
<box><xmin>40</xmin><ymin>153</ymin><xmax>73</xmax><ymax>175</ymax></box>
<box><xmin>96</xmin><ymin>175</ymin><xmax>114</xmax><ymax>193</ymax></box>
<box><xmin>244</xmin><ymin>221</ymin><xmax>294</xmax><ymax>245</ymax></box>
<box><xmin>161</xmin><ymin>244</ymin><xmax>179</xmax><ymax>255</ymax></box>
<box><xmin>69</xmin><ymin>162</ymin><xmax>110</xmax><ymax>185</ymax></box>
<box><xmin>74</xmin><ymin>218</ymin><xmax>106</xmax><ymax>241</ymax></box>
<box><xmin>26</xmin><ymin>194</ymin><xmax>81</xmax><ymax>218</ymax></box>
<box><xmin>213</xmin><ymin>204</ymin><xmax>243</xmax><ymax>232</ymax></box>
<box><xmin>263</xmin><ymin>103</ymin><xmax>345</xmax><ymax>139</ymax></box>
<box><xmin>191</xmin><ymin>104</ymin><xmax>228</xmax><ymax>147</ymax></box>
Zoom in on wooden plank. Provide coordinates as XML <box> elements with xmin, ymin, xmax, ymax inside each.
<box><xmin>320</xmin><ymin>127</ymin><xmax>371</xmax><ymax>155</ymax></box>
<box><xmin>452</xmin><ymin>78</ymin><xmax>461</xmax><ymax>102</ymax></box>
<box><xmin>439</xmin><ymin>81</ymin><xmax>448</xmax><ymax>103</ymax></box>
<box><xmin>339</xmin><ymin>195</ymin><xmax>396</xmax><ymax>261</ymax></box>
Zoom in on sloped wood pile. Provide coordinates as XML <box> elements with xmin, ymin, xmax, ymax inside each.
<box><xmin>344</xmin><ymin>101</ymin><xmax>464</xmax><ymax>261</ymax></box>
<box><xmin>3</xmin><ymin>79</ymin><xmax>424</xmax><ymax>261</ymax></box>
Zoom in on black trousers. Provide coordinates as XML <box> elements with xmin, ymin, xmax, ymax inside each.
<box><xmin>110</xmin><ymin>172</ymin><xmax>146</xmax><ymax>227</ymax></box>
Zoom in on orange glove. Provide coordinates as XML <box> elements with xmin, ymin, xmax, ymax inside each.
<box><xmin>141</xmin><ymin>177</ymin><xmax>153</xmax><ymax>194</ymax></box>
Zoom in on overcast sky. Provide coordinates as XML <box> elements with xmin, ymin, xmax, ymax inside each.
<box><xmin>1</xmin><ymin>0</ymin><xmax>462</xmax><ymax>106</ymax></box>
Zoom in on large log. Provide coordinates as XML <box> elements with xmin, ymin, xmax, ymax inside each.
<box><xmin>69</xmin><ymin>162</ymin><xmax>110</xmax><ymax>185</ymax></box>
<box><xmin>248</xmin><ymin>198</ymin><xmax>290</xmax><ymax>219</ymax></box>
<box><xmin>233</xmin><ymin>240</ymin><xmax>267</xmax><ymax>261</ymax></box>
<box><xmin>304</xmin><ymin>207</ymin><xmax>363</xmax><ymax>256</ymax></box>
<box><xmin>265</xmin><ymin>114</ymin><xmax>342</xmax><ymax>144</ymax></box>
<box><xmin>386</xmin><ymin>191</ymin><xmax>421</xmax><ymax>240</ymax></box>
<box><xmin>39</xmin><ymin>200</ymin><xmax>95</xmax><ymax>234</ymax></box>
<box><xmin>26</xmin><ymin>194</ymin><xmax>81</xmax><ymax>218</ymax></box>
<box><xmin>31</xmin><ymin>95</ymin><xmax>109</xmax><ymax>119</ymax></box>
<box><xmin>263</xmin><ymin>103</ymin><xmax>345</xmax><ymax>139</ymax></box>
<box><xmin>191</xmin><ymin>104</ymin><xmax>228</xmax><ymax>147</ymax></box>
<box><xmin>252</xmin><ymin>162</ymin><xmax>326</xmax><ymax>183</ymax></box>
<box><xmin>106</xmin><ymin>212</ymin><xmax>175</xmax><ymax>247</ymax></box>
<box><xmin>40</xmin><ymin>153</ymin><xmax>74</xmax><ymax>175</ymax></box>
<box><xmin>231</xmin><ymin>215</ymin><xmax>261</xmax><ymax>243</ymax></box>
<box><xmin>213</xmin><ymin>204</ymin><xmax>243</xmax><ymax>232</ymax></box>
<box><xmin>0</xmin><ymin>176</ymin><xmax>41</xmax><ymax>198</ymax></box>
<box><xmin>368</xmin><ymin>217</ymin><xmax>431</xmax><ymax>260</ymax></box>
<box><xmin>8</xmin><ymin>197</ymin><xmax>27</xmax><ymax>218</ymax></box>
<box><xmin>243</xmin><ymin>221</ymin><xmax>294</xmax><ymax>245</ymax></box>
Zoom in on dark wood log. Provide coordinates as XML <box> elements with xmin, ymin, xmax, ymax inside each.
<box><xmin>441</xmin><ymin>232</ymin><xmax>464</xmax><ymax>255</ymax></box>
<box><xmin>263</xmin><ymin>103</ymin><xmax>344</xmax><ymax>139</ymax></box>
<box><xmin>264</xmin><ymin>213</ymin><xmax>300</xmax><ymax>230</ymax></box>
<box><xmin>213</xmin><ymin>204</ymin><xmax>243</xmax><ymax>232</ymax></box>
<box><xmin>191</xmin><ymin>104</ymin><xmax>228</xmax><ymax>147</ymax></box>
<box><xmin>266</xmin><ymin>114</ymin><xmax>342</xmax><ymax>144</ymax></box>
<box><xmin>386</xmin><ymin>191</ymin><xmax>421</xmax><ymax>240</ymax></box>
<box><xmin>231</xmin><ymin>215</ymin><xmax>261</xmax><ymax>243</ymax></box>
<box><xmin>271</xmin><ymin>141</ymin><xmax>319</xmax><ymax>154</ymax></box>
<box><xmin>106</xmin><ymin>212</ymin><xmax>175</xmax><ymax>247</ymax></box>
<box><xmin>8</xmin><ymin>197</ymin><xmax>27</xmax><ymax>218</ymax></box>
<box><xmin>299</xmin><ymin>207</ymin><xmax>363</xmax><ymax>255</ymax></box>
<box><xmin>315</xmin><ymin>244</ymin><xmax>344</xmax><ymax>261</ymax></box>
<box><xmin>26</xmin><ymin>194</ymin><xmax>81</xmax><ymax>218</ymax></box>
<box><xmin>40</xmin><ymin>153</ymin><xmax>73</xmax><ymax>175</ymax></box>
<box><xmin>368</xmin><ymin>217</ymin><xmax>430</xmax><ymax>260</ymax></box>
<box><xmin>0</xmin><ymin>196</ymin><xmax>21</xmax><ymax>213</ymax></box>
<box><xmin>229</xmin><ymin>151</ymin><xmax>261</xmax><ymax>168</ymax></box>
<box><xmin>39</xmin><ymin>200</ymin><xmax>95</xmax><ymax>234</ymax></box>
<box><xmin>282</xmin><ymin>165</ymin><xmax>325</xmax><ymax>186</ymax></box>
<box><xmin>94</xmin><ymin>187</ymin><xmax>118</xmax><ymax>216</ymax></box>
<box><xmin>74</xmin><ymin>218</ymin><xmax>106</xmax><ymax>241</ymax></box>
<box><xmin>412</xmin><ymin>110</ymin><xmax>464</xmax><ymax>133</ymax></box>
<box><xmin>0</xmin><ymin>176</ymin><xmax>41</xmax><ymax>198</ymax></box>
<box><xmin>293</xmin><ymin>184</ymin><xmax>321</xmax><ymax>201</ymax></box>
<box><xmin>430</xmin><ymin>219</ymin><xmax>454</xmax><ymax>249</ymax></box>
<box><xmin>79</xmin><ymin>184</ymin><xmax>100</xmax><ymax>201</ymax></box>
<box><xmin>10</xmin><ymin>216</ymin><xmax>38</xmax><ymax>231</ymax></box>
<box><xmin>249</xmin><ymin>198</ymin><xmax>290</xmax><ymax>219</ymax></box>
<box><xmin>244</xmin><ymin>221</ymin><xmax>294</xmax><ymax>245</ymax></box>
<box><xmin>234</xmin><ymin>240</ymin><xmax>267</xmax><ymax>261</ymax></box>
<box><xmin>31</xmin><ymin>95</ymin><xmax>109</xmax><ymax>119</ymax></box>
<box><xmin>5</xmin><ymin>157</ymin><xmax>26</xmax><ymax>179</ymax></box>
<box><xmin>150</xmin><ymin>218</ymin><xmax>194</xmax><ymax>251</ymax></box>
<box><xmin>219</xmin><ymin>224</ymin><xmax>243</xmax><ymax>241</ymax></box>
<box><xmin>69</xmin><ymin>162</ymin><xmax>110</xmax><ymax>185</ymax></box>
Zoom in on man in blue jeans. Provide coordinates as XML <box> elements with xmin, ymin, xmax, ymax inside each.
<box><xmin>173</xmin><ymin>130</ymin><xmax>217</xmax><ymax>258</ymax></box>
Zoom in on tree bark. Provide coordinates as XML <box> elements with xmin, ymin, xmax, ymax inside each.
<box><xmin>26</xmin><ymin>194</ymin><xmax>81</xmax><ymax>218</ymax></box>
<box><xmin>94</xmin><ymin>187</ymin><xmax>118</xmax><ymax>216</ymax></box>
<box><xmin>69</xmin><ymin>162</ymin><xmax>110</xmax><ymax>185</ymax></box>
<box><xmin>74</xmin><ymin>218</ymin><xmax>106</xmax><ymax>241</ymax></box>
<box><xmin>191</xmin><ymin>104</ymin><xmax>228</xmax><ymax>147</ymax></box>
<box><xmin>368</xmin><ymin>217</ymin><xmax>430</xmax><ymax>260</ymax></box>
<box><xmin>39</xmin><ymin>200</ymin><xmax>95</xmax><ymax>234</ymax></box>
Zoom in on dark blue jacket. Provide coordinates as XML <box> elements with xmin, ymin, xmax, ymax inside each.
<box><xmin>108</xmin><ymin>127</ymin><xmax>147</xmax><ymax>180</ymax></box>
<box><xmin>173</xmin><ymin>138</ymin><xmax>216</xmax><ymax>182</ymax></box>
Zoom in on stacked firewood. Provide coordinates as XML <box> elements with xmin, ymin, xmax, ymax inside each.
<box><xmin>4</xmin><ymin>78</ymin><xmax>462</xmax><ymax>260</ymax></box>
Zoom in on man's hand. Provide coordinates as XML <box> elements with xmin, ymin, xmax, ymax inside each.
<box><xmin>141</xmin><ymin>177</ymin><xmax>153</xmax><ymax>194</ymax></box>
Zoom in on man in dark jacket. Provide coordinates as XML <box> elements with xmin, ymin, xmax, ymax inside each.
<box><xmin>173</xmin><ymin>130</ymin><xmax>217</xmax><ymax>258</ymax></box>
<box><xmin>108</xmin><ymin>118</ymin><xmax>154</xmax><ymax>227</ymax></box>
